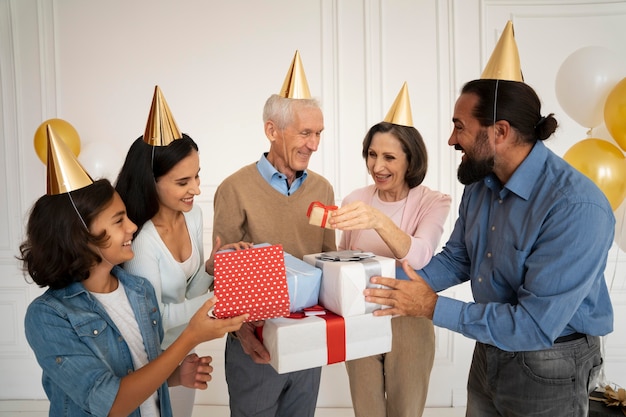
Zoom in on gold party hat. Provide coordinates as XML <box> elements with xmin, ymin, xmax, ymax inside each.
<box><xmin>143</xmin><ymin>86</ymin><xmax>182</xmax><ymax>146</ymax></box>
<box><xmin>480</xmin><ymin>20</ymin><xmax>524</xmax><ymax>82</ymax></box>
<box><xmin>383</xmin><ymin>82</ymin><xmax>414</xmax><ymax>127</ymax></box>
<box><xmin>46</xmin><ymin>124</ymin><xmax>93</xmax><ymax>195</ymax></box>
<box><xmin>279</xmin><ymin>50</ymin><xmax>312</xmax><ymax>99</ymax></box>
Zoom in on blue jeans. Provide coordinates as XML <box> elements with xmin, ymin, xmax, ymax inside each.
<box><xmin>466</xmin><ymin>335</ymin><xmax>602</xmax><ymax>417</ymax></box>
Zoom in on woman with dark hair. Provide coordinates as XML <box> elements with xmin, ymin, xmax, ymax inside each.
<box><xmin>330</xmin><ymin>84</ymin><xmax>451</xmax><ymax>417</ymax></box>
<box><xmin>115</xmin><ymin>87</ymin><xmax>250</xmax><ymax>416</ymax></box>
<box><xmin>21</xmin><ymin>127</ymin><xmax>246</xmax><ymax>417</ymax></box>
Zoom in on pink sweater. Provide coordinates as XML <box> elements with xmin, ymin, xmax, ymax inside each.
<box><xmin>338</xmin><ymin>184</ymin><xmax>451</xmax><ymax>269</ymax></box>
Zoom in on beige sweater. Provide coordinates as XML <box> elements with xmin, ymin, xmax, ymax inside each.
<box><xmin>213</xmin><ymin>163</ymin><xmax>337</xmax><ymax>259</ymax></box>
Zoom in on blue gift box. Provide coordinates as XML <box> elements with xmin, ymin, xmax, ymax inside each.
<box><xmin>284</xmin><ymin>252</ymin><xmax>322</xmax><ymax>313</ymax></box>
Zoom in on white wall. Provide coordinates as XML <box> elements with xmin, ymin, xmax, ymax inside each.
<box><xmin>1</xmin><ymin>0</ymin><xmax>626</xmax><ymax>408</ymax></box>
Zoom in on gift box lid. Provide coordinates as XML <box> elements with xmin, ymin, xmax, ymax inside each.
<box><xmin>302</xmin><ymin>251</ymin><xmax>396</xmax><ymax>317</ymax></box>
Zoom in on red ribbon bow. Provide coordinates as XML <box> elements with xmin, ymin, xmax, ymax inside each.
<box><xmin>256</xmin><ymin>305</ymin><xmax>347</xmax><ymax>365</ymax></box>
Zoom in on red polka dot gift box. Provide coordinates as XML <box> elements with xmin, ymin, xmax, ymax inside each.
<box><xmin>213</xmin><ymin>244</ymin><xmax>290</xmax><ymax>322</ymax></box>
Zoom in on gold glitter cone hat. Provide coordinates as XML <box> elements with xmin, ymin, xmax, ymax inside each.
<box><xmin>143</xmin><ymin>86</ymin><xmax>182</xmax><ymax>146</ymax></box>
<box><xmin>46</xmin><ymin>124</ymin><xmax>93</xmax><ymax>195</ymax></box>
<box><xmin>279</xmin><ymin>50</ymin><xmax>312</xmax><ymax>99</ymax></box>
<box><xmin>480</xmin><ymin>20</ymin><xmax>524</xmax><ymax>82</ymax></box>
<box><xmin>383</xmin><ymin>82</ymin><xmax>414</xmax><ymax>127</ymax></box>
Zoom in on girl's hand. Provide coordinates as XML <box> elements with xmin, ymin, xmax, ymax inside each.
<box><xmin>186</xmin><ymin>298</ymin><xmax>249</xmax><ymax>344</ymax></box>
<box><xmin>178</xmin><ymin>354</ymin><xmax>214</xmax><ymax>389</ymax></box>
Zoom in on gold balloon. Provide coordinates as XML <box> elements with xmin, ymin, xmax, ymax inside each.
<box><xmin>563</xmin><ymin>138</ymin><xmax>626</xmax><ymax>210</ymax></box>
<box><xmin>604</xmin><ymin>77</ymin><xmax>626</xmax><ymax>153</ymax></box>
<box><xmin>34</xmin><ymin>119</ymin><xmax>81</xmax><ymax>164</ymax></box>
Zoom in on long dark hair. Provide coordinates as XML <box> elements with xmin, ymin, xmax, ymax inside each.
<box><xmin>461</xmin><ymin>79</ymin><xmax>558</xmax><ymax>144</ymax></box>
<box><xmin>18</xmin><ymin>179</ymin><xmax>115</xmax><ymax>289</ymax></box>
<box><xmin>362</xmin><ymin>122</ymin><xmax>428</xmax><ymax>188</ymax></box>
<box><xmin>115</xmin><ymin>134</ymin><xmax>199</xmax><ymax>234</ymax></box>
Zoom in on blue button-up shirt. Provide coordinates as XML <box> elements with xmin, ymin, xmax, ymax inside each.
<box><xmin>24</xmin><ymin>266</ymin><xmax>172</xmax><ymax>417</ymax></box>
<box><xmin>257</xmin><ymin>153</ymin><xmax>307</xmax><ymax>196</ymax></box>
<box><xmin>420</xmin><ymin>141</ymin><xmax>615</xmax><ymax>351</ymax></box>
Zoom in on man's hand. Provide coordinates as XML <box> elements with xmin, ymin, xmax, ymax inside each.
<box><xmin>235</xmin><ymin>321</ymin><xmax>271</xmax><ymax>364</ymax></box>
<box><xmin>364</xmin><ymin>260</ymin><xmax>438</xmax><ymax>319</ymax></box>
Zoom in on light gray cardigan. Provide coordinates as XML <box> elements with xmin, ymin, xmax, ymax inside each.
<box><xmin>123</xmin><ymin>204</ymin><xmax>213</xmax><ymax>348</ymax></box>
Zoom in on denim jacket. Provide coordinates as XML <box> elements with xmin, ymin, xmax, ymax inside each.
<box><xmin>24</xmin><ymin>266</ymin><xmax>173</xmax><ymax>417</ymax></box>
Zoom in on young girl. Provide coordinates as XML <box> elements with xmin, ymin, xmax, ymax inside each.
<box><xmin>21</xmin><ymin>136</ymin><xmax>246</xmax><ymax>417</ymax></box>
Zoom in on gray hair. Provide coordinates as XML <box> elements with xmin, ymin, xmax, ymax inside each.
<box><xmin>262</xmin><ymin>94</ymin><xmax>321</xmax><ymax>129</ymax></box>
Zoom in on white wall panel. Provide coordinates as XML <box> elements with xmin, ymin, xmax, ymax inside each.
<box><xmin>1</xmin><ymin>0</ymin><xmax>625</xmax><ymax>409</ymax></box>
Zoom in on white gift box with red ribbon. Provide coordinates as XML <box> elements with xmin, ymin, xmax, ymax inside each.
<box><xmin>303</xmin><ymin>251</ymin><xmax>396</xmax><ymax>317</ymax></box>
<box><xmin>259</xmin><ymin>311</ymin><xmax>392</xmax><ymax>374</ymax></box>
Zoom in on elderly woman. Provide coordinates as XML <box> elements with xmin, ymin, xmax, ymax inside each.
<box><xmin>330</xmin><ymin>85</ymin><xmax>451</xmax><ymax>417</ymax></box>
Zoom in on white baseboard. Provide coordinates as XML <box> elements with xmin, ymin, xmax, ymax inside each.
<box><xmin>0</xmin><ymin>400</ymin><xmax>465</xmax><ymax>417</ymax></box>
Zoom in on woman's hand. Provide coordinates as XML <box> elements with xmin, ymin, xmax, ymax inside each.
<box><xmin>219</xmin><ymin>240</ymin><xmax>255</xmax><ymax>251</ymax></box>
<box><xmin>331</xmin><ymin>200</ymin><xmax>411</xmax><ymax>260</ymax></box>
<box><xmin>330</xmin><ymin>200</ymin><xmax>384</xmax><ymax>231</ymax></box>
<box><xmin>205</xmin><ymin>236</ymin><xmax>254</xmax><ymax>274</ymax></box>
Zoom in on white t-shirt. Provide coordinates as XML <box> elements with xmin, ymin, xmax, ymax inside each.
<box><xmin>91</xmin><ymin>281</ymin><xmax>160</xmax><ymax>417</ymax></box>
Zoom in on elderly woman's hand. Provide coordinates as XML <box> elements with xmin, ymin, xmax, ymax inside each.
<box><xmin>329</xmin><ymin>200</ymin><xmax>384</xmax><ymax>231</ymax></box>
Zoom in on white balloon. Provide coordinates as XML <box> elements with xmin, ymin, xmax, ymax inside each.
<box><xmin>78</xmin><ymin>141</ymin><xmax>124</xmax><ymax>182</ymax></box>
<box><xmin>555</xmin><ymin>46</ymin><xmax>626</xmax><ymax>129</ymax></box>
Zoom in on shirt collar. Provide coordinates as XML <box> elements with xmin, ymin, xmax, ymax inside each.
<box><xmin>499</xmin><ymin>141</ymin><xmax>548</xmax><ymax>201</ymax></box>
<box><xmin>257</xmin><ymin>152</ymin><xmax>306</xmax><ymax>184</ymax></box>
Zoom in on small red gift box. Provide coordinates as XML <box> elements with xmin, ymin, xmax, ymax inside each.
<box><xmin>213</xmin><ymin>244</ymin><xmax>290</xmax><ymax>322</ymax></box>
<box><xmin>307</xmin><ymin>201</ymin><xmax>337</xmax><ymax>229</ymax></box>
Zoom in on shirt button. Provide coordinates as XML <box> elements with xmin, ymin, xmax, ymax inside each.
<box><xmin>55</xmin><ymin>357</ymin><xmax>62</xmax><ymax>364</ymax></box>
<box><xmin>478</xmin><ymin>277</ymin><xmax>483</xmax><ymax>283</ymax></box>
<box><xmin>93</xmin><ymin>330</ymin><xmax>99</xmax><ymax>335</ymax></box>
<box><xmin>487</xmin><ymin>252</ymin><xmax>492</xmax><ymax>258</ymax></box>
<box><xmin>491</xmin><ymin>226</ymin><xmax>496</xmax><ymax>231</ymax></box>
<box><xmin>498</xmin><ymin>199</ymin><xmax>503</xmax><ymax>204</ymax></box>
<box><xmin>152</xmin><ymin>320</ymin><xmax>157</xmax><ymax>325</ymax></box>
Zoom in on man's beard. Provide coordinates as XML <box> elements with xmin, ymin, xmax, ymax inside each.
<box><xmin>457</xmin><ymin>128</ymin><xmax>494</xmax><ymax>185</ymax></box>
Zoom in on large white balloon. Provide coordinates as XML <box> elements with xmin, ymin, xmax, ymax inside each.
<box><xmin>78</xmin><ymin>141</ymin><xmax>124</xmax><ymax>183</ymax></box>
<box><xmin>555</xmin><ymin>46</ymin><xmax>626</xmax><ymax>129</ymax></box>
